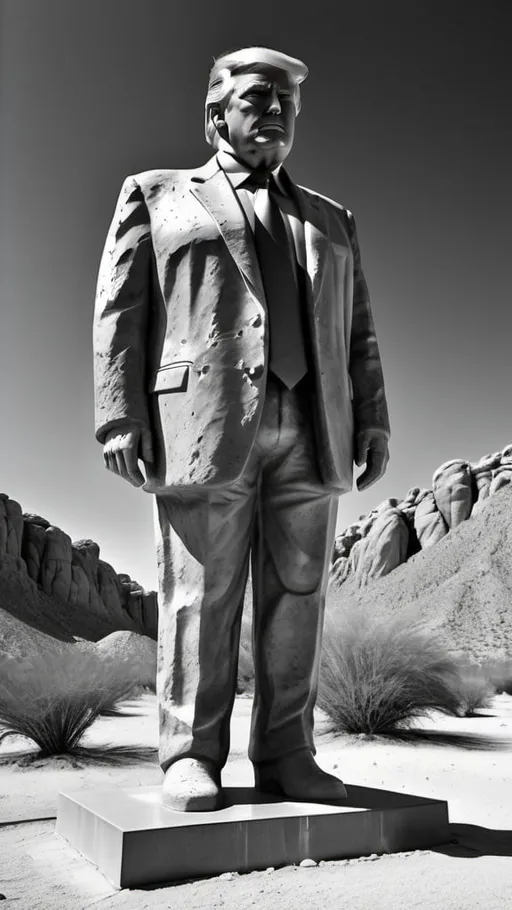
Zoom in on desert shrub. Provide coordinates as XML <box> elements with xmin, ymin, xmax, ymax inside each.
<box><xmin>318</xmin><ymin>608</ymin><xmax>463</xmax><ymax>735</ymax></box>
<box><xmin>451</xmin><ymin>661</ymin><xmax>495</xmax><ymax>716</ymax></box>
<box><xmin>0</xmin><ymin>648</ymin><xmax>142</xmax><ymax>756</ymax></box>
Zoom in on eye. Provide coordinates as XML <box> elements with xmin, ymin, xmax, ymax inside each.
<box><xmin>243</xmin><ymin>88</ymin><xmax>267</xmax><ymax>100</ymax></box>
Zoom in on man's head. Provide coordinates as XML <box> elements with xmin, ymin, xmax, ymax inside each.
<box><xmin>205</xmin><ymin>47</ymin><xmax>308</xmax><ymax>170</ymax></box>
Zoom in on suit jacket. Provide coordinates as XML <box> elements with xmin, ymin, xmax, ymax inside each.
<box><xmin>93</xmin><ymin>155</ymin><xmax>390</xmax><ymax>494</ymax></box>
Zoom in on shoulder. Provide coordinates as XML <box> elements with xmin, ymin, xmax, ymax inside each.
<box><xmin>297</xmin><ymin>183</ymin><xmax>355</xmax><ymax>223</ymax></box>
<box><xmin>126</xmin><ymin>168</ymin><xmax>193</xmax><ymax>192</ymax></box>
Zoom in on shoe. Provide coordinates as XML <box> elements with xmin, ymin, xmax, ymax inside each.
<box><xmin>253</xmin><ymin>749</ymin><xmax>347</xmax><ymax>802</ymax></box>
<box><xmin>162</xmin><ymin>758</ymin><xmax>223</xmax><ymax>811</ymax></box>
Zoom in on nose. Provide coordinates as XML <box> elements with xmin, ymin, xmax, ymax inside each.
<box><xmin>265</xmin><ymin>87</ymin><xmax>282</xmax><ymax>115</ymax></box>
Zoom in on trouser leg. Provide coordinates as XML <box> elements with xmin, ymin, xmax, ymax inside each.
<box><xmin>155</xmin><ymin>476</ymin><xmax>257</xmax><ymax>773</ymax></box>
<box><xmin>249</xmin><ymin>379</ymin><xmax>339</xmax><ymax>763</ymax></box>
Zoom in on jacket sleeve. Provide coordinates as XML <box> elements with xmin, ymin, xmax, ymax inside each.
<box><xmin>346</xmin><ymin>209</ymin><xmax>391</xmax><ymax>444</ymax></box>
<box><xmin>93</xmin><ymin>176</ymin><xmax>152</xmax><ymax>444</ymax></box>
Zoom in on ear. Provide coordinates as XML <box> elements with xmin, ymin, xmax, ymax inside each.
<box><xmin>211</xmin><ymin>110</ymin><xmax>226</xmax><ymax>132</ymax></box>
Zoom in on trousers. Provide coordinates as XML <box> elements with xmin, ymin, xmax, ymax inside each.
<box><xmin>154</xmin><ymin>375</ymin><xmax>339</xmax><ymax>772</ymax></box>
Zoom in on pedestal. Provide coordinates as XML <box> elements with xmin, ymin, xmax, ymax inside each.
<box><xmin>56</xmin><ymin>784</ymin><xmax>449</xmax><ymax>888</ymax></box>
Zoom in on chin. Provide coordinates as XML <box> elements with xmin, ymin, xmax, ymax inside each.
<box><xmin>252</xmin><ymin>137</ymin><xmax>291</xmax><ymax>158</ymax></box>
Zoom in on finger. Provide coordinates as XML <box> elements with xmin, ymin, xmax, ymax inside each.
<box><xmin>354</xmin><ymin>431</ymin><xmax>371</xmax><ymax>467</ymax></box>
<box><xmin>104</xmin><ymin>449</ymin><xmax>120</xmax><ymax>474</ymax></box>
<box><xmin>140</xmin><ymin>428</ymin><xmax>154</xmax><ymax>464</ymax></box>
<box><xmin>354</xmin><ymin>443</ymin><xmax>368</xmax><ymax>468</ymax></box>
<box><xmin>114</xmin><ymin>449</ymin><xmax>130</xmax><ymax>480</ymax></box>
<box><xmin>357</xmin><ymin>451</ymin><xmax>388</xmax><ymax>490</ymax></box>
<box><xmin>124</xmin><ymin>444</ymin><xmax>146</xmax><ymax>486</ymax></box>
<box><xmin>356</xmin><ymin>466</ymin><xmax>374</xmax><ymax>491</ymax></box>
<box><xmin>115</xmin><ymin>449</ymin><xmax>143</xmax><ymax>487</ymax></box>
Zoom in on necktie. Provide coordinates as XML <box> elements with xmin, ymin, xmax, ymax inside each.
<box><xmin>244</xmin><ymin>173</ymin><xmax>308</xmax><ymax>390</ymax></box>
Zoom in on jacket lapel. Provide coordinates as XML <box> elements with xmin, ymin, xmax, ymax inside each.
<box><xmin>189</xmin><ymin>158</ymin><xmax>266</xmax><ymax>310</ymax></box>
<box><xmin>278</xmin><ymin>169</ymin><xmax>331</xmax><ymax>311</ymax></box>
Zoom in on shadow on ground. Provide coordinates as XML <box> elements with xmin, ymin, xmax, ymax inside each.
<box><xmin>0</xmin><ymin>744</ymin><xmax>159</xmax><ymax>768</ymax></box>
<box><xmin>389</xmin><ymin>729</ymin><xmax>512</xmax><ymax>750</ymax></box>
<box><xmin>435</xmin><ymin>824</ymin><xmax>512</xmax><ymax>857</ymax></box>
<box><xmin>331</xmin><ymin>729</ymin><xmax>512</xmax><ymax>751</ymax></box>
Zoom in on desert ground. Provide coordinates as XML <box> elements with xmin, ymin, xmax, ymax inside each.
<box><xmin>1</xmin><ymin>692</ymin><xmax>512</xmax><ymax>910</ymax></box>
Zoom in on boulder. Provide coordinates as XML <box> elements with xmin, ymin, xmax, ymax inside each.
<box><xmin>490</xmin><ymin>465</ymin><xmax>512</xmax><ymax>495</ymax></box>
<box><xmin>96</xmin><ymin>559</ymin><xmax>125</xmax><ymax>619</ymax></box>
<box><xmin>432</xmin><ymin>459</ymin><xmax>474</xmax><ymax>529</ymax></box>
<box><xmin>73</xmin><ymin>539</ymin><xmax>101</xmax><ymax>581</ymax></box>
<box><xmin>471</xmin><ymin>453</ymin><xmax>501</xmax><ymax>514</ymax></box>
<box><xmin>348</xmin><ymin>506</ymin><xmax>409</xmax><ymax>585</ymax></box>
<box><xmin>69</xmin><ymin>554</ymin><xmax>92</xmax><ymax>609</ymax></box>
<box><xmin>332</xmin><ymin>524</ymin><xmax>362</xmax><ymax>561</ymax></box>
<box><xmin>330</xmin><ymin>555</ymin><xmax>351</xmax><ymax>585</ymax></box>
<box><xmin>0</xmin><ymin>495</ymin><xmax>24</xmax><ymax>561</ymax></box>
<box><xmin>21</xmin><ymin>520</ymin><xmax>47</xmax><ymax>581</ymax></box>
<box><xmin>413</xmin><ymin>491</ymin><xmax>449</xmax><ymax>549</ymax></box>
<box><xmin>397</xmin><ymin>487</ymin><xmax>428</xmax><ymax>521</ymax></box>
<box><xmin>39</xmin><ymin>525</ymin><xmax>73</xmax><ymax>601</ymax></box>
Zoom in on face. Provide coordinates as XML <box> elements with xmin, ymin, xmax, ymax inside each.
<box><xmin>216</xmin><ymin>66</ymin><xmax>297</xmax><ymax>169</ymax></box>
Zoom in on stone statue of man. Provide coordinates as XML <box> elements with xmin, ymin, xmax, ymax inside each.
<box><xmin>93</xmin><ymin>46</ymin><xmax>390</xmax><ymax>811</ymax></box>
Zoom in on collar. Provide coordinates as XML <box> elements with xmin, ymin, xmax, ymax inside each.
<box><xmin>216</xmin><ymin>140</ymin><xmax>285</xmax><ymax>192</ymax></box>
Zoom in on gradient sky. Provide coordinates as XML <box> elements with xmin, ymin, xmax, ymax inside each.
<box><xmin>1</xmin><ymin>0</ymin><xmax>510</xmax><ymax>590</ymax></box>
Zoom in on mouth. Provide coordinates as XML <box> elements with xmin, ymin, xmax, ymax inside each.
<box><xmin>258</xmin><ymin>122</ymin><xmax>286</xmax><ymax>133</ymax></box>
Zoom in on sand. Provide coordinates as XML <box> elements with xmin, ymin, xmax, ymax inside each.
<box><xmin>1</xmin><ymin>693</ymin><xmax>512</xmax><ymax>909</ymax></box>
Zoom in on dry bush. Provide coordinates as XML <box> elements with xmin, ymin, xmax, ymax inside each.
<box><xmin>318</xmin><ymin>608</ymin><xmax>463</xmax><ymax>735</ymax></box>
<box><xmin>0</xmin><ymin>649</ymin><xmax>142</xmax><ymax>757</ymax></box>
<box><xmin>451</xmin><ymin>661</ymin><xmax>495</xmax><ymax>716</ymax></box>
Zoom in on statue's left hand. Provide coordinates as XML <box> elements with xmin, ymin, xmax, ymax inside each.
<box><xmin>355</xmin><ymin>430</ymin><xmax>389</xmax><ymax>491</ymax></box>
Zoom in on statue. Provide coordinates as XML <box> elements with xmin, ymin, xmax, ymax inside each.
<box><xmin>93</xmin><ymin>46</ymin><xmax>390</xmax><ymax>811</ymax></box>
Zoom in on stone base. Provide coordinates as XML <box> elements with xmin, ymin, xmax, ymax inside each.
<box><xmin>56</xmin><ymin>785</ymin><xmax>449</xmax><ymax>888</ymax></box>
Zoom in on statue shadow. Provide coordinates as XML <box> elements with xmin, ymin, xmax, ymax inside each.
<box><xmin>435</xmin><ymin>824</ymin><xmax>512</xmax><ymax>858</ymax></box>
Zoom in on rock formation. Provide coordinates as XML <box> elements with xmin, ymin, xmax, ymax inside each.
<box><xmin>432</xmin><ymin>459</ymin><xmax>474</xmax><ymax>529</ymax></box>
<box><xmin>347</xmin><ymin>505</ymin><xmax>409</xmax><ymax>582</ymax></box>
<box><xmin>328</xmin><ymin>485</ymin><xmax>512</xmax><ymax>664</ymax></box>
<box><xmin>0</xmin><ymin>493</ymin><xmax>157</xmax><ymax>643</ymax></box>
<box><xmin>413</xmin><ymin>491</ymin><xmax>448</xmax><ymax>549</ymax></box>
<box><xmin>332</xmin><ymin>444</ymin><xmax>512</xmax><ymax>588</ymax></box>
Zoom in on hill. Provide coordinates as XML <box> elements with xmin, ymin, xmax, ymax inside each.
<box><xmin>327</xmin><ymin>485</ymin><xmax>512</xmax><ymax>662</ymax></box>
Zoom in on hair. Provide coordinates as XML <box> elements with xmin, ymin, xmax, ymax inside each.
<box><xmin>204</xmin><ymin>46</ymin><xmax>308</xmax><ymax>148</ymax></box>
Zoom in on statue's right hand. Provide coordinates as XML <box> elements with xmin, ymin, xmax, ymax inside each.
<box><xmin>103</xmin><ymin>424</ymin><xmax>154</xmax><ymax>487</ymax></box>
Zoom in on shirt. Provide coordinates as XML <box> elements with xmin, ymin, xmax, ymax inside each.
<box><xmin>216</xmin><ymin>141</ymin><xmax>305</xmax><ymax>277</ymax></box>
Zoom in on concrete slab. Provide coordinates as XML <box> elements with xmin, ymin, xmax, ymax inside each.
<box><xmin>56</xmin><ymin>784</ymin><xmax>450</xmax><ymax>888</ymax></box>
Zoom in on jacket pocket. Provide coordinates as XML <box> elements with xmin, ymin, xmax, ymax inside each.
<box><xmin>148</xmin><ymin>361</ymin><xmax>192</xmax><ymax>394</ymax></box>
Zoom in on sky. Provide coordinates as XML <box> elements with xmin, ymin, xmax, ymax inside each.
<box><xmin>0</xmin><ymin>0</ymin><xmax>511</xmax><ymax>590</ymax></box>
